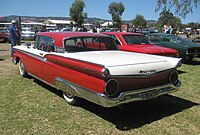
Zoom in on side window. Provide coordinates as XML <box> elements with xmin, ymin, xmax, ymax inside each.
<box><xmin>49</xmin><ymin>38</ymin><xmax>55</xmax><ymax>52</ymax></box>
<box><xmin>64</xmin><ymin>37</ymin><xmax>118</xmax><ymax>52</ymax></box>
<box><xmin>162</xmin><ymin>37</ymin><xmax>170</xmax><ymax>42</ymax></box>
<box><xmin>106</xmin><ymin>34</ymin><xmax>121</xmax><ymax>45</ymax></box>
<box><xmin>35</xmin><ymin>36</ymin><xmax>55</xmax><ymax>52</ymax></box>
<box><xmin>193</xmin><ymin>37</ymin><xmax>200</xmax><ymax>43</ymax></box>
<box><xmin>65</xmin><ymin>38</ymin><xmax>84</xmax><ymax>51</ymax></box>
<box><xmin>148</xmin><ymin>36</ymin><xmax>161</xmax><ymax>43</ymax></box>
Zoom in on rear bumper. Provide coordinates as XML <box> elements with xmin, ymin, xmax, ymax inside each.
<box><xmin>97</xmin><ymin>81</ymin><xmax>181</xmax><ymax>107</ymax></box>
<box><xmin>55</xmin><ymin>77</ymin><xmax>181</xmax><ymax>107</ymax></box>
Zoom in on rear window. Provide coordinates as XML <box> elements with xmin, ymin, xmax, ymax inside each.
<box><xmin>122</xmin><ymin>35</ymin><xmax>150</xmax><ymax>45</ymax></box>
<box><xmin>64</xmin><ymin>36</ymin><xmax>118</xmax><ymax>52</ymax></box>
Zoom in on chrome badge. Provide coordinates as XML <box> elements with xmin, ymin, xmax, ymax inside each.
<box><xmin>139</xmin><ymin>70</ymin><xmax>157</xmax><ymax>75</ymax></box>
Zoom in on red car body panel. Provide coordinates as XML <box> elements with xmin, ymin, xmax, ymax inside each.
<box><xmin>103</xmin><ymin>32</ymin><xmax>179</xmax><ymax>57</ymax></box>
<box><xmin>0</xmin><ymin>29</ymin><xmax>10</xmax><ymax>42</ymax></box>
<box><xmin>13</xmin><ymin>50</ymin><xmax>106</xmax><ymax>93</ymax></box>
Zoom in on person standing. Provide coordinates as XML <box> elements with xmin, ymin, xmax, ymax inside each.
<box><xmin>9</xmin><ymin>20</ymin><xmax>18</xmax><ymax>56</ymax></box>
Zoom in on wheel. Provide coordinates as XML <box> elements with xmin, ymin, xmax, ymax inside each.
<box><xmin>19</xmin><ymin>60</ymin><xmax>28</xmax><ymax>77</ymax></box>
<box><xmin>63</xmin><ymin>91</ymin><xmax>80</xmax><ymax>106</ymax></box>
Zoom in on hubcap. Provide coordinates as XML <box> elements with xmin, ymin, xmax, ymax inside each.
<box><xmin>19</xmin><ymin>61</ymin><xmax>24</xmax><ymax>75</ymax></box>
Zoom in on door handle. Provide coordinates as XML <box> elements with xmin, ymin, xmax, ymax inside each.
<box><xmin>39</xmin><ymin>53</ymin><xmax>43</xmax><ymax>55</ymax></box>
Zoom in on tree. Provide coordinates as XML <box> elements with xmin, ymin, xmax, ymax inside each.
<box><xmin>187</xmin><ymin>22</ymin><xmax>200</xmax><ymax>29</ymax></box>
<box><xmin>108</xmin><ymin>2</ymin><xmax>125</xmax><ymax>28</ymax></box>
<box><xmin>173</xmin><ymin>16</ymin><xmax>182</xmax><ymax>30</ymax></box>
<box><xmin>132</xmin><ymin>14</ymin><xmax>147</xmax><ymax>28</ymax></box>
<box><xmin>69</xmin><ymin>0</ymin><xmax>87</xmax><ymax>26</ymax></box>
<box><xmin>155</xmin><ymin>0</ymin><xmax>200</xmax><ymax>18</ymax></box>
<box><xmin>157</xmin><ymin>10</ymin><xmax>182</xmax><ymax>31</ymax></box>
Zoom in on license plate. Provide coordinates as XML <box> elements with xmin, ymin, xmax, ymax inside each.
<box><xmin>140</xmin><ymin>90</ymin><xmax>159</xmax><ymax>100</ymax></box>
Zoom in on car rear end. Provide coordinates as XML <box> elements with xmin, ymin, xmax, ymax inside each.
<box><xmin>63</xmin><ymin>51</ymin><xmax>181</xmax><ymax>107</ymax></box>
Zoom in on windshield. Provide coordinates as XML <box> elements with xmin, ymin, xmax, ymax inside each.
<box><xmin>164</xmin><ymin>35</ymin><xmax>194</xmax><ymax>44</ymax></box>
<box><xmin>122</xmin><ymin>35</ymin><xmax>150</xmax><ymax>45</ymax></box>
<box><xmin>64</xmin><ymin>36</ymin><xmax>118</xmax><ymax>52</ymax></box>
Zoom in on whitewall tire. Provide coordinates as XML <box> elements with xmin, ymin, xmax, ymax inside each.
<box><xmin>19</xmin><ymin>60</ymin><xmax>28</xmax><ymax>77</ymax></box>
<box><xmin>63</xmin><ymin>91</ymin><xmax>80</xmax><ymax>106</ymax></box>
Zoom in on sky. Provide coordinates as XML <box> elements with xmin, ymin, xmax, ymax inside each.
<box><xmin>0</xmin><ymin>0</ymin><xmax>199</xmax><ymax>24</ymax></box>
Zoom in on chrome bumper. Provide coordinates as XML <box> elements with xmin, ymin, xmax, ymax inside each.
<box><xmin>97</xmin><ymin>81</ymin><xmax>181</xmax><ymax>107</ymax></box>
<box><xmin>55</xmin><ymin>77</ymin><xmax>181</xmax><ymax>108</ymax></box>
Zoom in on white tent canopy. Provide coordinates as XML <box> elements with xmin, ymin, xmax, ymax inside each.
<box><xmin>101</xmin><ymin>21</ymin><xmax>113</xmax><ymax>27</ymax></box>
<box><xmin>44</xmin><ymin>19</ymin><xmax>74</xmax><ymax>25</ymax></box>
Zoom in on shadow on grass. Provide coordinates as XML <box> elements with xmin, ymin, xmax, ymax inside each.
<box><xmin>177</xmin><ymin>70</ymin><xmax>187</xmax><ymax>74</ymax></box>
<box><xmin>33</xmin><ymin>78</ymin><xmax>199</xmax><ymax>131</ymax></box>
<box><xmin>183</xmin><ymin>59</ymin><xmax>200</xmax><ymax>65</ymax></box>
<box><xmin>33</xmin><ymin>79</ymin><xmax>63</xmax><ymax>97</ymax></box>
<box><xmin>81</xmin><ymin>95</ymin><xmax>199</xmax><ymax>130</ymax></box>
<box><xmin>0</xmin><ymin>58</ymin><xmax>4</xmax><ymax>61</ymax></box>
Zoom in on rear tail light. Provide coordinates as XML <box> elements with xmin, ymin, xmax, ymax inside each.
<box><xmin>105</xmin><ymin>79</ymin><xmax>119</xmax><ymax>97</ymax></box>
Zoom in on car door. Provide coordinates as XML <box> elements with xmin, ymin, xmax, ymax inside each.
<box><xmin>26</xmin><ymin>36</ymin><xmax>51</xmax><ymax>80</ymax></box>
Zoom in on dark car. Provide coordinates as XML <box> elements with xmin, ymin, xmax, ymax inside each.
<box><xmin>147</xmin><ymin>33</ymin><xmax>200</xmax><ymax>61</ymax></box>
<box><xmin>0</xmin><ymin>27</ymin><xmax>10</xmax><ymax>43</ymax></box>
<box><xmin>192</xmin><ymin>36</ymin><xmax>200</xmax><ymax>44</ymax></box>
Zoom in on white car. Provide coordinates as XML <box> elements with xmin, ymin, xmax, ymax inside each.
<box><xmin>21</xmin><ymin>27</ymin><xmax>35</xmax><ymax>40</ymax></box>
<box><xmin>12</xmin><ymin>32</ymin><xmax>182</xmax><ymax>107</ymax></box>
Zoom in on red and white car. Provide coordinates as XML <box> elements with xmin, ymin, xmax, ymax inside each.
<box><xmin>0</xmin><ymin>27</ymin><xmax>10</xmax><ymax>43</ymax></box>
<box><xmin>12</xmin><ymin>32</ymin><xmax>181</xmax><ymax>107</ymax></box>
<box><xmin>103</xmin><ymin>32</ymin><xmax>179</xmax><ymax>57</ymax></box>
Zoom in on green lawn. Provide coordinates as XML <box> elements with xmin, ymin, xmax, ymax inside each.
<box><xmin>0</xmin><ymin>55</ymin><xmax>199</xmax><ymax>135</ymax></box>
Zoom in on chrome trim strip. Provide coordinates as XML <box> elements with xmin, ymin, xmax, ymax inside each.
<box><xmin>109</xmin><ymin>68</ymin><xmax>176</xmax><ymax>78</ymax></box>
<box><xmin>104</xmin><ymin>79</ymin><xmax>119</xmax><ymax>97</ymax></box>
<box><xmin>48</xmin><ymin>53</ymin><xmax>105</xmax><ymax>67</ymax></box>
<box><xmin>55</xmin><ymin>77</ymin><xmax>181</xmax><ymax>107</ymax></box>
<box><xmin>14</xmin><ymin>48</ymin><xmax>48</xmax><ymax>63</ymax></box>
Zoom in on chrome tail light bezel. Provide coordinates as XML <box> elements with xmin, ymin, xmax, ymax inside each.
<box><xmin>169</xmin><ymin>70</ymin><xmax>179</xmax><ymax>85</ymax></box>
<box><xmin>104</xmin><ymin>79</ymin><xmax>120</xmax><ymax>97</ymax></box>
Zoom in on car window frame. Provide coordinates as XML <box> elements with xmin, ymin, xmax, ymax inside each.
<box><xmin>64</xmin><ymin>36</ymin><xmax>119</xmax><ymax>52</ymax></box>
<box><xmin>34</xmin><ymin>35</ymin><xmax>55</xmax><ymax>52</ymax></box>
<box><xmin>122</xmin><ymin>35</ymin><xmax>150</xmax><ymax>45</ymax></box>
<box><xmin>105</xmin><ymin>34</ymin><xmax>122</xmax><ymax>45</ymax></box>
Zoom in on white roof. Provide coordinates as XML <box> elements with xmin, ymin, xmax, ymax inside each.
<box><xmin>44</xmin><ymin>19</ymin><xmax>75</xmax><ymax>25</ymax></box>
<box><xmin>101</xmin><ymin>21</ymin><xmax>113</xmax><ymax>26</ymax></box>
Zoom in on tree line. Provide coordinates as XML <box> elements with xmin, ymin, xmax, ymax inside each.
<box><xmin>70</xmin><ymin>0</ymin><xmax>199</xmax><ymax>31</ymax></box>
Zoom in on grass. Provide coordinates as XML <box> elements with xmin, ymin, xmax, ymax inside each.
<box><xmin>0</xmin><ymin>53</ymin><xmax>199</xmax><ymax>134</ymax></box>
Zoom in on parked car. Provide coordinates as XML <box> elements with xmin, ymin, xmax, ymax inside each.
<box><xmin>46</xmin><ymin>27</ymin><xmax>60</xmax><ymax>32</ymax></box>
<box><xmin>12</xmin><ymin>32</ymin><xmax>181</xmax><ymax>107</ymax></box>
<box><xmin>21</xmin><ymin>27</ymin><xmax>35</xmax><ymax>40</ymax></box>
<box><xmin>192</xmin><ymin>36</ymin><xmax>200</xmax><ymax>44</ymax></box>
<box><xmin>61</xmin><ymin>27</ymin><xmax>72</xmax><ymax>32</ymax></box>
<box><xmin>147</xmin><ymin>33</ymin><xmax>200</xmax><ymax>61</ymax></box>
<box><xmin>103</xmin><ymin>32</ymin><xmax>179</xmax><ymax>58</ymax></box>
<box><xmin>0</xmin><ymin>27</ymin><xmax>10</xmax><ymax>43</ymax></box>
